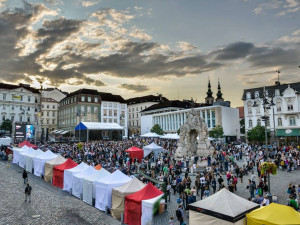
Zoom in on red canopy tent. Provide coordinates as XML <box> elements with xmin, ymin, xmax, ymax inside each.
<box><xmin>125</xmin><ymin>147</ymin><xmax>144</xmax><ymax>162</ymax></box>
<box><xmin>18</xmin><ymin>140</ymin><xmax>37</xmax><ymax>149</ymax></box>
<box><xmin>52</xmin><ymin>159</ymin><xmax>77</xmax><ymax>188</ymax></box>
<box><xmin>124</xmin><ymin>183</ymin><xmax>163</xmax><ymax>225</ymax></box>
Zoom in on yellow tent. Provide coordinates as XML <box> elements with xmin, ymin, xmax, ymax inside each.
<box><xmin>246</xmin><ymin>203</ymin><xmax>300</xmax><ymax>225</ymax></box>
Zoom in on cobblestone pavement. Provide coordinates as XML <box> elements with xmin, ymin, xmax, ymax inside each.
<box><xmin>0</xmin><ymin>160</ymin><xmax>119</xmax><ymax>225</ymax></box>
<box><xmin>1</xmin><ymin>159</ymin><xmax>299</xmax><ymax>225</ymax></box>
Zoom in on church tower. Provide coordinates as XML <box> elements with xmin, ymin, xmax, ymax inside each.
<box><xmin>205</xmin><ymin>79</ymin><xmax>214</xmax><ymax>105</ymax></box>
<box><xmin>215</xmin><ymin>79</ymin><xmax>224</xmax><ymax>102</ymax></box>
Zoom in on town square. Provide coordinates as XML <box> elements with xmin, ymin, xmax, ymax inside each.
<box><xmin>1</xmin><ymin>1</ymin><xmax>300</xmax><ymax>225</ymax></box>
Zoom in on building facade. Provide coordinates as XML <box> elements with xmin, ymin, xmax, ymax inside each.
<box><xmin>242</xmin><ymin>82</ymin><xmax>300</xmax><ymax>145</ymax></box>
<box><xmin>126</xmin><ymin>95</ymin><xmax>169</xmax><ymax>136</ymax></box>
<box><xmin>141</xmin><ymin>105</ymin><xmax>240</xmax><ymax>141</ymax></box>
<box><xmin>100</xmin><ymin>92</ymin><xmax>128</xmax><ymax>137</ymax></box>
<box><xmin>0</xmin><ymin>83</ymin><xmax>41</xmax><ymax>141</ymax></box>
<box><xmin>58</xmin><ymin>89</ymin><xmax>102</xmax><ymax>134</ymax></box>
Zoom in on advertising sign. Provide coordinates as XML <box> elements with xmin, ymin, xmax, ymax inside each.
<box><xmin>15</xmin><ymin>124</ymin><xmax>34</xmax><ymax>140</ymax></box>
<box><xmin>26</xmin><ymin>125</ymin><xmax>34</xmax><ymax>139</ymax></box>
<box><xmin>12</xmin><ymin>95</ymin><xmax>22</xmax><ymax>101</ymax></box>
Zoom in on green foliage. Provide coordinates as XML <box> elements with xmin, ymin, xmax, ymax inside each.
<box><xmin>240</xmin><ymin>118</ymin><xmax>245</xmax><ymax>134</ymax></box>
<box><xmin>247</xmin><ymin>125</ymin><xmax>270</xmax><ymax>144</ymax></box>
<box><xmin>1</xmin><ymin>119</ymin><xmax>12</xmax><ymax>133</ymax></box>
<box><xmin>150</xmin><ymin>124</ymin><xmax>164</xmax><ymax>135</ymax></box>
<box><xmin>177</xmin><ymin>128</ymin><xmax>180</xmax><ymax>135</ymax></box>
<box><xmin>209</xmin><ymin>125</ymin><xmax>224</xmax><ymax>138</ymax></box>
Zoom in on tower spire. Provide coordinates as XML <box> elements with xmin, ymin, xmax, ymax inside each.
<box><xmin>216</xmin><ymin>78</ymin><xmax>224</xmax><ymax>102</ymax></box>
<box><xmin>206</xmin><ymin>78</ymin><xmax>213</xmax><ymax>98</ymax></box>
<box><xmin>205</xmin><ymin>78</ymin><xmax>214</xmax><ymax>105</ymax></box>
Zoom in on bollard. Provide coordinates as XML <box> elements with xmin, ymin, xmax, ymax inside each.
<box><xmin>105</xmin><ymin>206</ymin><xmax>108</xmax><ymax>214</ymax></box>
<box><xmin>120</xmin><ymin>213</ymin><xmax>124</xmax><ymax>225</ymax></box>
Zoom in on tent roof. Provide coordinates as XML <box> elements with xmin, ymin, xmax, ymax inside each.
<box><xmin>19</xmin><ymin>147</ymin><xmax>35</xmax><ymax>156</ymax></box>
<box><xmin>160</xmin><ymin>133</ymin><xmax>180</xmax><ymax>140</ymax></box>
<box><xmin>247</xmin><ymin>203</ymin><xmax>300</xmax><ymax>225</ymax></box>
<box><xmin>75</xmin><ymin>122</ymin><xmax>123</xmax><ymax>130</ymax></box>
<box><xmin>66</xmin><ymin>162</ymin><xmax>89</xmax><ymax>172</ymax></box>
<box><xmin>19</xmin><ymin>140</ymin><xmax>37</xmax><ymax>148</ymax></box>
<box><xmin>126</xmin><ymin>146</ymin><xmax>143</xmax><ymax>152</ymax></box>
<box><xmin>46</xmin><ymin>155</ymin><xmax>66</xmax><ymax>166</ymax></box>
<box><xmin>27</xmin><ymin>149</ymin><xmax>44</xmax><ymax>157</ymax></box>
<box><xmin>83</xmin><ymin>168</ymin><xmax>111</xmax><ymax>182</ymax></box>
<box><xmin>113</xmin><ymin>177</ymin><xmax>146</xmax><ymax>197</ymax></box>
<box><xmin>143</xmin><ymin>142</ymin><xmax>163</xmax><ymax>151</ymax></box>
<box><xmin>74</xmin><ymin>166</ymin><xmax>97</xmax><ymax>179</ymax></box>
<box><xmin>140</xmin><ymin>132</ymin><xmax>161</xmax><ymax>138</ymax></box>
<box><xmin>34</xmin><ymin>150</ymin><xmax>57</xmax><ymax>160</ymax></box>
<box><xmin>94</xmin><ymin>164</ymin><xmax>102</xmax><ymax>170</ymax></box>
<box><xmin>189</xmin><ymin>188</ymin><xmax>259</xmax><ymax>222</ymax></box>
<box><xmin>97</xmin><ymin>170</ymin><xmax>131</xmax><ymax>185</ymax></box>
<box><xmin>126</xmin><ymin>183</ymin><xmax>163</xmax><ymax>203</ymax></box>
<box><xmin>54</xmin><ymin>158</ymin><xmax>78</xmax><ymax>171</ymax></box>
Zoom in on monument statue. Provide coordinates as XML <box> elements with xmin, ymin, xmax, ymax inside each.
<box><xmin>175</xmin><ymin>109</ymin><xmax>214</xmax><ymax>159</ymax></box>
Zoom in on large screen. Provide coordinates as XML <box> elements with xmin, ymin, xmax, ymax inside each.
<box><xmin>15</xmin><ymin>124</ymin><xmax>34</xmax><ymax>140</ymax></box>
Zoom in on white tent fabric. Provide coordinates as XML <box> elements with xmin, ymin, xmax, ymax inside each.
<box><xmin>160</xmin><ymin>133</ymin><xmax>180</xmax><ymax>140</ymax></box>
<box><xmin>189</xmin><ymin>188</ymin><xmax>259</xmax><ymax>225</ymax></box>
<box><xmin>141</xmin><ymin>194</ymin><xmax>164</xmax><ymax>225</ymax></box>
<box><xmin>79</xmin><ymin>122</ymin><xmax>123</xmax><ymax>130</ymax></box>
<box><xmin>143</xmin><ymin>142</ymin><xmax>163</xmax><ymax>158</ymax></box>
<box><xmin>140</xmin><ymin>132</ymin><xmax>161</xmax><ymax>138</ymax></box>
<box><xmin>189</xmin><ymin>211</ymin><xmax>245</xmax><ymax>225</ymax></box>
<box><xmin>19</xmin><ymin>148</ymin><xmax>35</xmax><ymax>168</ymax></box>
<box><xmin>33</xmin><ymin>150</ymin><xmax>57</xmax><ymax>177</ymax></box>
<box><xmin>12</xmin><ymin>146</ymin><xmax>28</xmax><ymax>165</ymax></box>
<box><xmin>82</xmin><ymin>168</ymin><xmax>111</xmax><ymax>205</ymax></box>
<box><xmin>63</xmin><ymin>162</ymin><xmax>89</xmax><ymax>192</ymax></box>
<box><xmin>25</xmin><ymin>149</ymin><xmax>44</xmax><ymax>173</ymax></box>
<box><xmin>95</xmin><ymin>170</ymin><xmax>131</xmax><ymax>211</ymax></box>
<box><xmin>72</xmin><ymin>166</ymin><xmax>98</xmax><ymax>198</ymax></box>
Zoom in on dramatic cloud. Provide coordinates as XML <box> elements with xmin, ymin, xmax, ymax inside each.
<box><xmin>119</xmin><ymin>84</ymin><xmax>149</xmax><ymax>92</ymax></box>
<box><xmin>177</xmin><ymin>41</ymin><xmax>197</xmax><ymax>51</ymax></box>
<box><xmin>213</xmin><ymin>42</ymin><xmax>254</xmax><ymax>60</ymax></box>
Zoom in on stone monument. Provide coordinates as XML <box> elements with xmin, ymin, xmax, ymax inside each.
<box><xmin>175</xmin><ymin>108</ymin><xmax>214</xmax><ymax>161</ymax></box>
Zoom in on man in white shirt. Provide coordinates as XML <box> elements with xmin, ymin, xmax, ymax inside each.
<box><xmin>261</xmin><ymin>195</ymin><xmax>270</xmax><ymax>206</ymax></box>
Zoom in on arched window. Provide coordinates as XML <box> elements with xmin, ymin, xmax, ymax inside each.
<box><xmin>289</xmin><ymin>117</ymin><xmax>296</xmax><ymax>126</ymax></box>
<box><xmin>276</xmin><ymin>99</ymin><xmax>282</xmax><ymax>112</ymax></box>
<box><xmin>249</xmin><ymin>119</ymin><xmax>253</xmax><ymax>128</ymax></box>
<box><xmin>277</xmin><ymin>117</ymin><xmax>282</xmax><ymax>126</ymax></box>
<box><xmin>247</xmin><ymin>101</ymin><xmax>252</xmax><ymax>114</ymax></box>
<box><xmin>257</xmin><ymin>119</ymin><xmax>261</xmax><ymax>126</ymax></box>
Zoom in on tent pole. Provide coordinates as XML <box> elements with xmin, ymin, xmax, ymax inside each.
<box><xmin>87</xmin><ymin>129</ymin><xmax>89</xmax><ymax>143</ymax></box>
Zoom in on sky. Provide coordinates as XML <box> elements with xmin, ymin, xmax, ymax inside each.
<box><xmin>0</xmin><ymin>0</ymin><xmax>300</xmax><ymax>107</ymax></box>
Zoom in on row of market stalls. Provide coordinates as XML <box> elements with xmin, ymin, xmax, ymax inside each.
<box><xmin>140</xmin><ymin>132</ymin><xmax>180</xmax><ymax>140</ymax></box>
<box><xmin>189</xmin><ymin>188</ymin><xmax>300</xmax><ymax>225</ymax></box>
<box><xmin>11</xmin><ymin>141</ymin><xmax>165</xmax><ymax>225</ymax></box>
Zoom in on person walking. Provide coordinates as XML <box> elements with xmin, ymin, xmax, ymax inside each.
<box><xmin>22</xmin><ymin>170</ymin><xmax>28</xmax><ymax>184</ymax></box>
<box><xmin>176</xmin><ymin>204</ymin><xmax>184</xmax><ymax>225</ymax></box>
<box><xmin>25</xmin><ymin>183</ymin><xmax>32</xmax><ymax>203</ymax></box>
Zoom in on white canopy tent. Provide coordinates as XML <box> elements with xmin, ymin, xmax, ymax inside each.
<box><xmin>95</xmin><ymin>170</ymin><xmax>131</xmax><ymax>211</ymax></box>
<box><xmin>72</xmin><ymin>166</ymin><xmax>98</xmax><ymax>199</ymax></box>
<box><xmin>160</xmin><ymin>133</ymin><xmax>180</xmax><ymax>140</ymax></box>
<box><xmin>0</xmin><ymin>137</ymin><xmax>12</xmax><ymax>146</ymax></box>
<box><xmin>140</xmin><ymin>132</ymin><xmax>161</xmax><ymax>138</ymax></box>
<box><xmin>63</xmin><ymin>162</ymin><xmax>89</xmax><ymax>193</ymax></box>
<box><xmin>189</xmin><ymin>188</ymin><xmax>259</xmax><ymax>225</ymax></box>
<box><xmin>19</xmin><ymin>147</ymin><xmax>35</xmax><ymax>168</ymax></box>
<box><xmin>141</xmin><ymin>194</ymin><xmax>164</xmax><ymax>225</ymax></box>
<box><xmin>82</xmin><ymin>168</ymin><xmax>111</xmax><ymax>206</ymax></box>
<box><xmin>25</xmin><ymin>149</ymin><xmax>44</xmax><ymax>173</ymax></box>
<box><xmin>12</xmin><ymin>146</ymin><xmax>29</xmax><ymax>165</ymax></box>
<box><xmin>33</xmin><ymin>150</ymin><xmax>57</xmax><ymax>177</ymax></box>
<box><xmin>143</xmin><ymin>142</ymin><xmax>163</xmax><ymax>158</ymax></box>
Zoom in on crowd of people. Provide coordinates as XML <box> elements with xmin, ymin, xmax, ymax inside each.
<box><xmin>1</xmin><ymin>138</ymin><xmax>300</xmax><ymax>225</ymax></box>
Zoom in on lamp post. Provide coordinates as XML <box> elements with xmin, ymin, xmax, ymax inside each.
<box><xmin>252</xmin><ymin>87</ymin><xmax>275</xmax><ymax>202</ymax></box>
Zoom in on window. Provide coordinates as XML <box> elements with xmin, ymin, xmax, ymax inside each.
<box><xmin>109</xmin><ymin>103</ymin><xmax>112</xmax><ymax>107</ymax></box>
<box><xmin>103</xmin><ymin>103</ymin><xmax>107</xmax><ymax>107</ymax></box>
<box><xmin>114</xmin><ymin>103</ymin><xmax>117</xmax><ymax>108</ymax></box>
<box><xmin>47</xmin><ymin>119</ymin><xmax>49</xmax><ymax>124</ymax></box>
<box><xmin>47</xmin><ymin>112</ymin><xmax>49</xmax><ymax>116</ymax></box>
<box><xmin>3</xmin><ymin>93</ymin><xmax>6</xmax><ymax>100</ymax></box>
<box><xmin>278</xmin><ymin>118</ymin><xmax>282</xmax><ymax>126</ymax></box>
<box><xmin>247</xmin><ymin>102</ymin><xmax>252</xmax><ymax>114</ymax></box>
<box><xmin>11</xmin><ymin>106</ymin><xmax>14</xmax><ymax>110</ymax></box>
<box><xmin>114</xmin><ymin>119</ymin><xmax>117</xmax><ymax>123</ymax></box>
<box><xmin>53</xmin><ymin>105</ymin><xmax>55</xmax><ymax>109</ymax></box>
<box><xmin>289</xmin><ymin>117</ymin><xmax>296</xmax><ymax>126</ymax></box>
<box><xmin>132</xmin><ymin>108</ymin><xmax>134</xmax><ymax>112</ymax></box>
<box><xmin>2</xmin><ymin>116</ymin><xmax>5</xmax><ymax>121</ymax></box>
<box><xmin>27</xmin><ymin>117</ymin><xmax>30</xmax><ymax>122</ymax></box>
<box><xmin>81</xmin><ymin>106</ymin><xmax>85</xmax><ymax>112</ymax></box>
<box><xmin>28</xmin><ymin>107</ymin><xmax>30</xmax><ymax>111</ymax></box>
<box><xmin>276</xmin><ymin>100</ymin><xmax>281</xmax><ymax>112</ymax></box>
<box><xmin>257</xmin><ymin>119</ymin><xmax>261</xmax><ymax>126</ymax></box>
<box><xmin>121</xmin><ymin>105</ymin><xmax>125</xmax><ymax>109</ymax></box>
<box><xmin>136</xmin><ymin>113</ymin><xmax>138</xmax><ymax>118</ymax></box>
<box><xmin>136</xmin><ymin>120</ymin><xmax>139</xmax><ymax>126</ymax></box>
<box><xmin>129</xmin><ymin>108</ymin><xmax>131</xmax><ymax>112</ymax></box>
<box><xmin>47</xmin><ymin>105</ymin><xmax>49</xmax><ymax>109</ymax></box>
<box><xmin>42</xmin><ymin>104</ymin><xmax>44</xmax><ymax>108</ymax></box>
<box><xmin>109</xmin><ymin>109</ymin><xmax>112</xmax><ymax>116</ymax></box>
<box><xmin>109</xmin><ymin>118</ymin><xmax>112</xmax><ymax>123</ymax></box>
<box><xmin>19</xmin><ymin>116</ymin><xmax>22</xmax><ymax>122</ymax></box>
<box><xmin>53</xmin><ymin>112</ymin><xmax>55</xmax><ymax>117</ymax></box>
<box><xmin>95</xmin><ymin>97</ymin><xmax>98</xmax><ymax>103</ymax></box>
<box><xmin>52</xmin><ymin>119</ymin><xmax>55</xmax><ymax>124</ymax></box>
<box><xmin>88</xmin><ymin>96</ymin><xmax>91</xmax><ymax>102</ymax></box>
<box><xmin>129</xmin><ymin>114</ymin><xmax>131</xmax><ymax>119</ymax></box>
<box><xmin>114</xmin><ymin>110</ymin><xmax>117</xmax><ymax>116</ymax></box>
<box><xmin>140</xmin><ymin>107</ymin><xmax>142</xmax><ymax>110</ymax></box>
<box><xmin>103</xmin><ymin>118</ymin><xmax>107</xmax><ymax>123</ymax></box>
<box><xmin>94</xmin><ymin>107</ymin><xmax>98</xmax><ymax>113</ymax></box>
<box><xmin>11</xmin><ymin>116</ymin><xmax>14</xmax><ymax>121</ymax></box>
<box><xmin>132</xmin><ymin>113</ymin><xmax>134</xmax><ymax>119</ymax></box>
<box><xmin>132</xmin><ymin>121</ymin><xmax>135</xmax><ymax>126</ymax></box>
<box><xmin>81</xmin><ymin>95</ymin><xmax>85</xmax><ymax>101</ymax></box>
<box><xmin>41</xmin><ymin>119</ymin><xmax>43</xmax><ymax>124</ymax></box>
<box><xmin>256</xmin><ymin>104</ymin><xmax>260</xmax><ymax>114</ymax></box>
<box><xmin>287</xmin><ymin>104</ymin><xmax>293</xmax><ymax>111</ymax></box>
<box><xmin>136</xmin><ymin>107</ymin><xmax>138</xmax><ymax>111</ymax></box>
<box><xmin>28</xmin><ymin>96</ymin><xmax>31</xmax><ymax>102</ymax></box>
<box><xmin>103</xmin><ymin>109</ymin><xmax>107</xmax><ymax>116</ymax></box>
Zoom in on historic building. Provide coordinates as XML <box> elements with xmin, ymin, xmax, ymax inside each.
<box><xmin>242</xmin><ymin>81</ymin><xmax>300</xmax><ymax>145</ymax></box>
<box><xmin>0</xmin><ymin>83</ymin><xmax>41</xmax><ymax>140</ymax></box>
<box><xmin>126</xmin><ymin>95</ymin><xmax>168</xmax><ymax>136</ymax></box>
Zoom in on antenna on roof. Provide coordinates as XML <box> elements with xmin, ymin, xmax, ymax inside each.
<box><xmin>275</xmin><ymin>70</ymin><xmax>280</xmax><ymax>85</ymax></box>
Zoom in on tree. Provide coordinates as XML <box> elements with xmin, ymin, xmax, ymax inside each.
<box><xmin>247</xmin><ymin>125</ymin><xmax>270</xmax><ymax>144</ymax></box>
<box><xmin>240</xmin><ymin>118</ymin><xmax>245</xmax><ymax>134</ymax></box>
<box><xmin>150</xmin><ymin>124</ymin><xmax>164</xmax><ymax>135</ymax></box>
<box><xmin>177</xmin><ymin>128</ymin><xmax>180</xmax><ymax>135</ymax></box>
<box><xmin>209</xmin><ymin>125</ymin><xmax>224</xmax><ymax>138</ymax></box>
<box><xmin>1</xmin><ymin>119</ymin><xmax>12</xmax><ymax>133</ymax></box>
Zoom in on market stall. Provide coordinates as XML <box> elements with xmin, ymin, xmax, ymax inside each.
<box><xmin>33</xmin><ymin>150</ymin><xmax>57</xmax><ymax>177</ymax></box>
<box><xmin>52</xmin><ymin>159</ymin><xmax>77</xmax><ymax>189</ymax></box>
<box><xmin>44</xmin><ymin>155</ymin><xmax>67</xmax><ymax>183</ymax></box>
<box><xmin>63</xmin><ymin>162</ymin><xmax>89</xmax><ymax>192</ymax></box>
<box><xmin>143</xmin><ymin>142</ymin><xmax>163</xmax><ymax>158</ymax></box>
<box><xmin>126</xmin><ymin>147</ymin><xmax>144</xmax><ymax>162</ymax></box>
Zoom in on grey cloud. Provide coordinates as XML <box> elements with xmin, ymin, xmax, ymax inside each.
<box><xmin>94</xmin><ymin>80</ymin><xmax>106</xmax><ymax>86</ymax></box>
<box><xmin>213</xmin><ymin>42</ymin><xmax>254</xmax><ymax>60</ymax></box>
<box><xmin>119</xmin><ymin>84</ymin><xmax>149</xmax><ymax>92</ymax></box>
